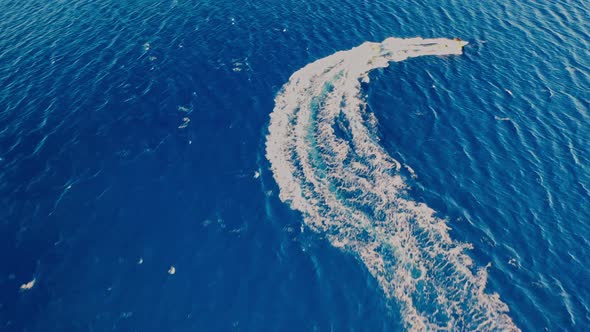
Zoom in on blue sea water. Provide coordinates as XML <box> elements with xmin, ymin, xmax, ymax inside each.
<box><xmin>1</xmin><ymin>0</ymin><xmax>589</xmax><ymax>330</ymax></box>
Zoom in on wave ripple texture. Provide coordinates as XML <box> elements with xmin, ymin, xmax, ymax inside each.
<box><xmin>266</xmin><ymin>37</ymin><xmax>519</xmax><ymax>331</ymax></box>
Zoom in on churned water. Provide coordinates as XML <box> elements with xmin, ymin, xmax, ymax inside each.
<box><xmin>1</xmin><ymin>0</ymin><xmax>588</xmax><ymax>331</ymax></box>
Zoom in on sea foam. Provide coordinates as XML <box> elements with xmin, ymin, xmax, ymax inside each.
<box><xmin>266</xmin><ymin>37</ymin><xmax>519</xmax><ymax>331</ymax></box>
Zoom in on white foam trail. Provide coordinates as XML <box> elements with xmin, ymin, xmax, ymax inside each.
<box><xmin>266</xmin><ymin>37</ymin><xmax>519</xmax><ymax>331</ymax></box>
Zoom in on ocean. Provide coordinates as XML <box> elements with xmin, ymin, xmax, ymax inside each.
<box><xmin>1</xmin><ymin>0</ymin><xmax>588</xmax><ymax>331</ymax></box>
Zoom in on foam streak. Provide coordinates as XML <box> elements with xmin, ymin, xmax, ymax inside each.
<box><xmin>266</xmin><ymin>37</ymin><xmax>518</xmax><ymax>331</ymax></box>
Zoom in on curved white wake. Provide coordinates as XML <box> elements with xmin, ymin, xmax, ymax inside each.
<box><xmin>266</xmin><ymin>37</ymin><xmax>519</xmax><ymax>331</ymax></box>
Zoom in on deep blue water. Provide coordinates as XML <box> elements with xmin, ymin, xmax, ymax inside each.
<box><xmin>1</xmin><ymin>0</ymin><xmax>589</xmax><ymax>331</ymax></box>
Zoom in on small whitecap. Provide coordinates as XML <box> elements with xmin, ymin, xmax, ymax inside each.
<box><xmin>120</xmin><ymin>312</ymin><xmax>133</xmax><ymax>319</ymax></box>
<box><xmin>507</xmin><ymin>258</ymin><xmax>518</xmax><ymax>267</ymax></box>
<box><xmin>495</xmin><ymin>116</ymin><xmax>512</xmax><ymax>121</ymax></box>
<box><xmin>404</xmin><ymin>164</ymin><xmax>417</xmax><ymax>179</ymax></box>
<box><xmin>177</xmin><ymin>105</ymin><xmax>191</xmax><ymax>112</ymax></box>
<box><xmin>178</xmin><ymin>117</ymin><xmax>190</xmax><ymax>129</ymax></box>
<box><xmin>20</xmin><ymin>278</ymin><xmax>36</xmax><ymax>291</ymax></box>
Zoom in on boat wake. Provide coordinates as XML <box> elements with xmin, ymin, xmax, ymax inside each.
<box><xmin>266</xmin><ymin>37</ymin><xmax>519</xmax><ymax>331</ymax></box>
